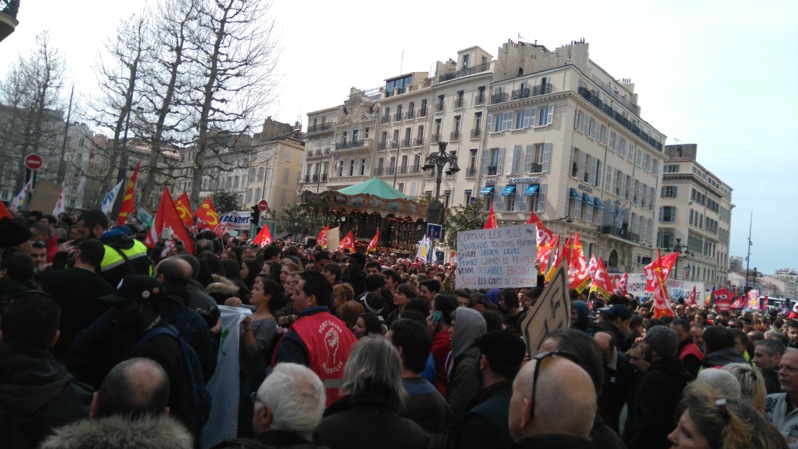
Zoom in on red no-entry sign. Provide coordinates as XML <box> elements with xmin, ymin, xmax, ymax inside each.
<box><xmin>25</xmin><ymin>153</ymin><xmax>43</xmax><ymax>171</ymax></box>
<box><xmin>258</xmin><ymin>199</ymin><xmax>269</xmax><ymax>212</ymax></box>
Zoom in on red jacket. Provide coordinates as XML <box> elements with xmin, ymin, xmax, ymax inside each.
<box><xmin>431</xmin><ymin>330</ymin><xmax>452</xmax><ymax>395</ymax></box>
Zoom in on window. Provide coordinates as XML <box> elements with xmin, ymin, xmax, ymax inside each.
<box><xmin>481</xmin><ymin>147</ymin><xmax>504</xmax><ymax>176</ymax></box>
<box><xmin>464</xmin><ymin>190</ymin><xmax>473</xmax><ymax>204</ymax></box>
<box><xmin>574</xmin><ymin>109</ymin><xmax>582</xmax><ymax>130</ymax></box>
<box><xmin>661</xmin><ymin>186</ymin><xmax>678</xmax><ymax>198</ymax></box>
<box><xmin>537</xmin><ymin>104</ymin><xmax>554</xmax><ymax>126</ymax></box>
<box><xmin>280</xmin><ymin>190</ymin><xmax>287</xmax><ymax>205</ymax></box>
<box><xmin>349</xmin><ymin>160</ymin><xmax>354</xmax><ymax>176</ymax></box>
<box><xmin>283</xmin><ymin>168</ymin><xmax>289</xmax><ymax>184</ymax></box>
<box><xmin>360</xmin><ymin>159</ymin><xmax>366</xmax><ymax>176</ymax></box>
<box><xmin>525</xmin><ymin>143</ymin><xmax>551</xmax><ymax>173</ymax></box>
<box><xmin>660</xmin><ymin>206</ymin><xmax>677</xmax><ymax>222</ymax></box>
<box><xmin>469</xmin><ymin>149</ymin><xmax>478</xmax><ymax>170</ymax></box>
<box><xmin>507</xmin><ymin>145</ymin><xmax>522</xmax><ymax>175</ymax></box>
<box><xmin>664</xmin><ymin>164</ymin><xmax>679</xmax><ymax>173</ymax></box>
<box><xmin>604</xmin><ymin>164</ymin><xmax>612</xmax><ymax>192</ymax></box>
<box><xmin>444</xmin><ymin>191</ymin><xmax>451</xmax><ymax>208</ymax></box>
<box><xmin>530</xmin><ymin>184</ymin><xmax>547</xmax><ymax>213</ymax></box>
<box><xmin>286</xmin><ymin>150</ymin><xmax>291</xmax><ymax>162</ymax></box>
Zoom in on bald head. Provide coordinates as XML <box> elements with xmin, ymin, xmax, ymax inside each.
<box><xmin>155</xmin><ymin>257</ymin><xmax>193</xmax><ymax>286</ymax></box>
<box><xmin>93</xmin><ymin>358</ymin><xmax>170</xmax><ymax>419</ymax></box>
<box><xmin>593</xmin><ymin>332</ymin><xmax>613</xmax><ymax>364</ymax></box>
<box><xmin>509</xmin><ymin>355</ymin><xmax>596</xmax><ymax>439</ymax></box>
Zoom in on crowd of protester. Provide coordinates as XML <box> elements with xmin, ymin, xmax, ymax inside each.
<box><xmin>1</xmin><ymin>209</ymin><xmax>797</xmax><ymax>449</ymax></box>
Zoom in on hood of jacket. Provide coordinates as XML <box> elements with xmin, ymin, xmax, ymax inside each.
<box><xmin>0</xmin><ymin>343</ymin><xmax>75</xmax><ymax>414</ymax></box>
<box><xmin>571</xmin><ymin>300</ymin><xmax>590</xmax><ymax>331</ymax></box>
<box><xmin>703</xmin><ymin>347</ymin><xmax>747</xmax><ymax>368</ymax></box>
<box><xmin>451</xmin><ymin>307</ymin><xmax>487</xmax><ymax>359</ymax></box>
<box><xmin>204</xmin><ymin>275</ymin><xmax>240</xmax><ymax>297</ymax></box>
<box><xmin>100</xmin><ymin>229</ymin><xmax>135</xmax><ymax>250</ymax></box>
<box><xmin>39</xmin><ymin>414</ymin><xmax>193</xmax><ymax>449</ymax></box>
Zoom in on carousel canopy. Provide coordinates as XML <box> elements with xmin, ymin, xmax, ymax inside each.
<box><xmin>337</xmin><ymin>178</ymin><xmax>410</xmax><ymax>200</ymax></box>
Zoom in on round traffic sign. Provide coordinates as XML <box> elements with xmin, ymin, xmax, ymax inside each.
<box><xmin>258</xmin><ymin>199</ymin><xmax>269</xmax><ymax>212</ymax></box>
<box><xmin>25</xmin><ymin>153</ymin><xmax>43</xmax><ymax>171</ymax></box>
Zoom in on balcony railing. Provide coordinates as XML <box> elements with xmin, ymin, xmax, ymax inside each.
<box><xmin>374</xmin><ymin>167</ymin><xmax>385</xmax><ymax>176</ymax></box>
<box><xmin>431</xmin><ymin>133</ymin><xmax>441</xmax><ymax>142</ymax></box>
<box><xmin>413</xmin><ymin>137</ymin><xmax>424</xmax><ymax>147</ymax></box>
<box><xmin>386</xmin><ymin>167</ymin><xmax>396</xmax><ymax>175</ymax></box>
<box><xmin>487</xmin><ymin>165</ymin><xmax>498</xmax><ymax>175</ymax></box>
<box><xmin>411</xmin><ymin>164</ymin><xmax>421</xmax><ymax>173</ymax></box>
<box><xmin>338</xmin><ymin>139</ymin><xmax>364</xmax><ymax>149</ymax></box>
<box><xmin>470</xmin><ymin>128</ymin><xmax>481</xmax><ymax>139</ymax></box>
<box><xmin>419</xmin><ymin>107</ymin><xmax>427</xmax><ymax>117</ymax></box>
<box><xmin>490</xmin><ymin>92</ymin><xmax>508</xmax><ymax>104</ymax></box>
<box><xmin>511</xmin><ymin>87</ymin><xmax>530</xmax><ymax>100</ymax></box>
<box><xmin>450</xmin><ymin>130</ymin><xmax>461</xmax><ymax>140</ymax></box>
<box><xmin>378</xmin><ymin>142</ymin><xmax>388</xmax><ymax>151</ymax></box>
<box><xmin>324</xmin><ymin>148</ymin><xmax>331</xmax><ymax>154</ymax></box>
<box><xmin>577</xmin><ymin>86</ymin><xmax>663</xmax><ymax>150</ymax></box>
<box><xmin>436</xmin><ymin>62</ymin><xmax>491</xmax><ymax>83</ymax></box>
<box><xmin>304</xmin><ymin>175</ymin><xmax>310</xmax><ymax>183</ymax></box>
<box><xmin>399</xmin><ymin>166</ymin><xmax>408</xmax><ymax>174</ymax></box>
<box><xmin>401</xmin><ymin>139</ymin><xmax>411</xmax><ymax>148</ymax></box>
<box><xmin>466</xmin><ymin>167</ymin><xmax>476</xmax><ymax>177</ymax></box>
<box><xmin>532</xmin><ymin>83</ymin><xmax>553</xmax><ymax>96</ymax></box>
<box><xmin>321</xmin><ymin>173</ymin><xmax>328</xmax><ymax>181</ymax></box>
<box><xmin>529</xmin><ymin>162</ymin><xmax>543</xmax><ymax>173</ymax></box>
<box><xmin>426</xmin><ymin>169</ymin><xmax>436</xmax><ymax>178</ymax></box>
<box><xmin>435</xmin><ymin>102</ymin><xmax>445</xmax><ymax>112</ymax></box>
<box><xmin>390</xmin><ymin>141</ymin><xmax>398</xmax><ymax>149</ymax></box>
<box><xmin>307</xmin><ymin>122</ymin><xmax>334</xmax><ymax>134</ymax></box>
<box><xmin>405</xmin><ymin>110</ymin><xmax>415</xmax><ymax>120</ymax></box>
<box><xmin>453</xmin><ymin>98</ymin><xmax>464</xmax><ymax>109</ymax></box>
<box><xmin>475</xmin><ymin>93</ymin><xmax>485</xmax><ymax>105</ymax></box>
<box><xmin>394</xmin><ymin>112</ymin><xmax>403</xmax><ymax>121</ymax></box>
<box><xmin>381</xmin><ymin>115</ymin><xmax>390</xmax><ymax>124</ymax></box>
<box><xmin>599</xmin><ymin>225</ymin><xmax>640</xmax><ymax>244</ymax></box>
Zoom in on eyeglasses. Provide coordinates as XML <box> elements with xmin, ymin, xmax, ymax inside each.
<box><xmin>250</xmin><ymin>392</ymin><xmax>260</xmax><ymax>404</ymax></box>
<box><xmin>529</xmin><ymin>351</ymin><xmax>578</xmax><ymax>420</ymax></box>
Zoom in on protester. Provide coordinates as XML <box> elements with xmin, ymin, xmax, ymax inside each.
<box><xmin>755</xmin><ymin>339</ymin><xmax>787</xmax><ymax>395</ymax></box>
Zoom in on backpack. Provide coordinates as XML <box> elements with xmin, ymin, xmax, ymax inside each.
<box><xmin>133</xmin><ymin>324</ymin><xmax>212</xmax><ymax>433</ymax></box>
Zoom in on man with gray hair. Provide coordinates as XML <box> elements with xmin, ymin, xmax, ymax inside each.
<box><xmin>625</xmin><ymin>325</ymin><xmax>692</xmax><ymax>449</ymax></box>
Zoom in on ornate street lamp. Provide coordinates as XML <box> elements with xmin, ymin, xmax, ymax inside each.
<box><xmin>422</xmin><ymin>141</ymin><xmax>459</xmax><ymax>226</ymax></box>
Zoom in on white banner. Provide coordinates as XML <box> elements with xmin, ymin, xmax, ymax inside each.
<box><xmin>609</xmin><ymin>273</ymin><xmax>705</xmax><ymax>303</ymax></box>
<box><xmin>200</xmin><ymin>306</ymin><xmax>251</xmax><ymax>449</ymax></box>
<box><xmin>455</xmin><ymin>224</ymin><xmax>538</xmax><ymax>289</ymax></box>
<box><xmin>101</xmin><ymin>180</ymin><xmax>124</xmax><ymax>215</ymax></box>
<box><xmin>219</xmin><ymin>210</ymin><xmax>252</xmax><ymax>231</ymax></box>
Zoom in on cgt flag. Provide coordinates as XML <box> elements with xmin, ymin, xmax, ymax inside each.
<box><xmin>174</xmin><ymin>192</ymin><xmax>194</xmax><ymax>227</ymax></box>
<box><xmin>195</xmin><ymin>197</ymin><xmax>224</xmax><ymax>235</ymax></box>
<box><xmin>117</xmin><ymin>161</ymin><xmax>140</xmax><ymax>224</ymax></box>
<box><xmin>317</xmin><ymin>225</ymin><xmax>330</xmax><ymax>249</ymax></box>
<box><xmin>484</xmin><ymin>203</ymin><xmax>498</xmax><ymax>229</ymax></box>
<box><xmin>340</xmin><ymin>230</ymin><xmax>355</xmax><ymax>252</ymax></box>
<box><xmin>588</xmin><ymin>258</ymin><xmax>613</xmax><ymax>300</ymax></box>
<box><xmin>252</xmin><ymin>223</ymin><xmax>273</xmax><ymax>247</ymax></box>
<box><xmin>366</xmin><ymin>229</ymin><xmax>380</xmax><ymax>253</ymax></box>
<box><xmin>143</xmin><ymin>187</ymin><xmax>194</xmax><ymax>254</ymax></box>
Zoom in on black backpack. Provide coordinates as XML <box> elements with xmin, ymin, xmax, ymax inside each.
<box><xmin>134</xmin><ymin>324</ymin><xmax>212</xmax><ymax>433</ymax></box>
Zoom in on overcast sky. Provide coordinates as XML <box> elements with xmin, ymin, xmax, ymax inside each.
<box><xmin>2</xmin><ymin>0</ymin><xmax>796</xmax><ymax>275</ymax></box>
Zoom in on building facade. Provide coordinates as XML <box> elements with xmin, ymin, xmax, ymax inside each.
<box><xmin>658</xmin><ymin>144</ymin><xmax>733</xmax><ymax>287</ymax></box>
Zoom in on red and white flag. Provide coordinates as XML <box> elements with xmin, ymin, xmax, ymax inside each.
<box><xmin>537</xmin><ymin>233</ymin><xmax>559</xmax><ymax>273</ymax></box>
<box><xmin>688</xmin><ymin>285</ymin><xmax>697</xmax><ymax>306</ymax></box>
<box><xmin>589</xmin><ymin>258</ymin><xmax>613</xmax><ymax>300</ymax></box>
<box><xmin>484</xmin><ymin>203</ymin><xmax>498</xmax><ymax>229</ymax></box>
<box><xmin>587</xmin><ymin>255</ymin><xmax>598</xmax><ymax>280</ymax></box>
<box><xmin>173</xmin><ymin>192</ymin><xmax>194</xmax><ymax>227</ymax></box>
<box><xmin>644</xmin><ymin>250</ymin><xmax>676</xmax><ymax>319</ymax></box>
<box><xmin>195</xmin><ymin>197</ymin><xmax>224</xmax><ymax>235</ymax></box>
<box><xmin>527</xmin><ymin>210</ymin><xmax>553</xmax><ymax>248</ymax></box>
<box><xmin>366</xmin><ymin>229</ymin><xmax>380</xmax><ymax>253</ymax></box>
<box><xmin>144</xmin><ymin>187</ymin><xmax>194</xmax><ymax>254</ymax></box>
<box><xmin>617</xmin><ymin>272</ymin><xmax>629</xmax><ymax>295</ymax></box>
<box><xmin>340</xmin><ymin>230</ymin><xmax>355</xmax><ymax>251</ymax></box>
<box><xmin>567</xmin><ymin>232</ymin><xmax>590</xmax><ymax>294</ymax></box>
<box><xmin>10</xmin><ymin>178</ymin><xmax>32</xmax><ymax>212</ymax></box>
<box><xmin>252</xmin><ymin>223</ymin><xmax>273</xmax><ymax>247</ymax></box>
<box><xmin>317</xmin><ymin>225</ymin><xmax>330</xmax><ymax>248</ymax></box>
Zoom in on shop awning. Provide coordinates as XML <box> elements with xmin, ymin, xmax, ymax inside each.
<box><xmin>480</xmin><ymin>186</ymin><xmax>495</xmax><ymax>195</ymax></box>
<box><xmin>582</xmin><ymin>194</ymin><xmax>594</xmax><ymax>206</ymax></box>
<box><xmin>501</xmin><ymin>185</ymin><xmax>516</xmax><ymax>196</ymax></box>
<box><xmin>523</xmin><ymin>185</ymin><xmax>540</xmax><ymax>197</ymax></box>
<box><xmin>569</xmin><ymin>188</ymin><xmax>582</xmax><ymax>202</ymax></box>
<box><xmin>594</xmin><ymin>197</ymin><xmax>604</xmax><ymax>209</ymax></box>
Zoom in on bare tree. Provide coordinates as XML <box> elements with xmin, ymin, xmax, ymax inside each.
<box><xmin>186</xmin><ymin>0</ymin><xmax>279</xmax><ymax>206</ymax></box>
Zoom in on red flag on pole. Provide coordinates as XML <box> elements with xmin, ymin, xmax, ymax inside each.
<box><xmin>689</xmin><ymin>285</ymin><xmax>697</xmax><ymax>306</ymax></box>
<box><xmin>0</xmin><ymin>200</ymin><xmax>12</xmax><ymax>219</ymax></box>
<box><xmin>252</xmin><ymin>223</ymin><xmax>273</xmax><ymax>247</ymax></box>
<box><xmin>527</xmin><ymin>210</ymin><xmax>553</xmax><ymax>248</ymax></box>
<box><xmin>117</xmin><ymin>161</ymin><xmax>140</xmax><ymax>224</ymax></box>
<box><xmin>340</xmin><ymin>230</ymin><xmax>355</xmax><ymax>251</ymax></box>
<box><xmin>484</xmin><ymin>203</ymin><xmax>498</xmax><ymax>229</ymax></box>
<box><xmin>537</xmin><ymin>233</ymin><xmax>559</xmax><ymax>273</ymax></box>
<box><xmin>567</xmin><ymin>231</ymin><xmax>590</xmax><ymax>294</ymax></box>
<box><xmin>367</xmin><ymin>229</ymin><xmax>380</xmax><ymax>253</ymax></box>
<box><xmin>589</xmin><ymin>258</ymin><xmax>614</xmax><ymax>300</ymax></box>
<box><xmin>317</xmin><ymin>225</ymin><xmax>330</xmax><ymax>248</ymax></box>
<box><xmin>645</xmin><ymin>249</ymin><xmax>675</xmax><ymax>319</ymax></box>
<box><xmin>174</xmin><ymin>192</ymin><xmax>194</xmax><ymax>227</ymax></box>
<box><xmin>195</xmin><ymin>197</ymin><xmax>224</xmax><ymax>235</ymax></box>
<box><xmin>143</xmin><ymin>187</ymin><xmax>194</xmax><ymax>254</ymax></box>
<box><xmin>617</xmin><ymin>272</ymin><xmax>629</xmax><ymax>295</ymax></box>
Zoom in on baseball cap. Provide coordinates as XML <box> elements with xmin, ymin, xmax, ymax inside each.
<box><xmin>100</xmin><ymin>275</ymin><xmax>165</xmax><ymax>303</ymax></box>
<box><xmin>604</xmin><ymin>304</ymin><xmax>632</xmax><ymax>320</ymax></box>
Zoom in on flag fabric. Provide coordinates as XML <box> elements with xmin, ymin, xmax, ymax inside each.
<box><xmin>416</xmin><ymin>236</ymin><xmax>431</xmax><ymax>263</ymax></box>
<box><xmin>731</xmin><ymin>295</ymin><xmax>745</xmax><ymax>310</ymax></box>
<box><xmin>762</xmin><ymin>291</ymin><xmax>769</xmax><ymax>311</ymax></box>
<box><xmin>705</xmin><ymin>285</ymin><xmax>716</xmax><ymax>307</ymax></box>
<box><xmin>614</xmin><ymin>206</ymin><xmax>625</xmax><ymax>228</ymax></box>
<box><xmin>587</xmin><ymin>255</ymin><xmax>598</xmax><ymax>280</ymax></box>
<box><xmin>484</xmin><ymin>203</ymin><xmax>498</xmax><ymax>229</ymax></box>
<box><xmin>101</xmin><ymin>180</ymin><xmax>124</xmax><ymax>215</ymax></box>
<box><xmin>195</xmin><ymin>197</ymin><xmax>224</xmax><ymax>235</ymax></box>
<box><xmin>317</xmin><ymin>225</ymin><xmax>330</xmax><ymax>248</ymax></box>
<box><xmin>644</xmin><ymin>249</ymin><xmax>675</xmax><ymax>319</ymax></box>
<box><xmin>10</xmin><ymin>178</ymin><xmax>32</xmax><ymax>212</ymax></box>
<box><xmin>688</xmin><ymin>286</ymin><xmax>697</xmax><ymax>306</ymax></box>
<box><xmin>117</xmin><ymin>161</ymin><xmax>140</xmax><ymax>224</ymax></box>
<box><xmin>567</xmin><ymin>232</ymin><xmax>590</xmax><ymax>294</ymax></box>
<box><xmin>544</xmin><ymin>236</ymin><xmax>563</xmax><ymax>283</ymax></box>
<box><xmin>617</xmin><ymin>272</ymin><xmax>629</xmax><ymax>295</ymax></box>
<box><xmin>0</xmin><ymin>200</ymin><xmax>12</xmax><ymax>219</ymax></box>
<box><xmin>714</xmin><ymin>288</ymin><xmax>732</xmax><ymax>312</ymax></box>
<box><xmin>252</xmin><ymin>223</ymin><xmax>273</xmax><ymax>247</ymax></box>
<box><xmin>537</xmin><ymin>233</ymin><xmax>559</xmax><ymax>273</ymax></box>
<box><xmin>746</xmin><ymin>289</ymin><xmax>760</xmax><ymax>311</ymax></box>
<box><xmin>143</xmin><ymin>187</ymin><xmax>194</xmax><ymax>254</ymax></box>
<box><xmin>589</xmin><ymin>258</ymin><xmax>613</xmax><ymax>300</ymax></box>
<box><xmin>526</xmin><ymin>210</ymin><xmax>554</xmax><ymax>248</ymax></box>
<box><xmin>339</xmin><ymin>231</ymin><xmax>355</xmax><ymax>252</ymax></box>
<box><xmin>52</xmin><ymin>187</ymin><xmax>65</xmax><ymax>215</ymax></box>
<box><xmin>790</xmin><ymin>303</ymin><xmax>798</xmax><ymax>320</ymax></box>
<box><xmin>366</xmin><ymin>230</ymin><xmax>380</xmax><ymax>253</ymax></box>
<box><xmin>174</xmin><ymin>192</ymin><xmax>194</xmax><ymax>227</ymax></box>
<box><xmin>326</xmin><ymin>227</ymin><xmax>340</xmax><ymax>251</ymax></box>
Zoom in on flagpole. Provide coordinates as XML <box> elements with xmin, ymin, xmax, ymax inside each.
<box><xmin>744</xmin><ymin>211</ymin><xmax>753</xmax><ymax>290</ymax></box>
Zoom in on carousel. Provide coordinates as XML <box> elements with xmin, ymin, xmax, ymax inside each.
<box><xmin>300</xmin><ymin>178</ymin><xmax>428</xmax><ymax>255</ymax></box>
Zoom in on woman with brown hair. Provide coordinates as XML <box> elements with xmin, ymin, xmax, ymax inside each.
<box><xmin>332</xmin><ymin>283</ymin><xmax>354</xmax><ymax>316</ymax></box>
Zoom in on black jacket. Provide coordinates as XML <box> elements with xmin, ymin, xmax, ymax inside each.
<box><xmin>211</xmin><ymin>430</ymin><xmax>329</xmax><ymax>449</ymax></box>
<box><xmin>702</xmin><ymin>347</ymin><xmax>747</xmax><ymax>369</ymax></box>
<box><xmin>456</xmin><ymin>380</ymin><xmax>515</xmax><ymax>449</ymax></box>
<box><xmin>512</xmin><ymin>434</ymin><xmax>594</xmax><ymax>449</ymax></box>
<box><xmin>625</xmin><ymin>357</ymin><xmax>691</xmax><ymax>449</ymax></box>
<box><xmin>315</xmin><ymin>391</ymin><xmax>428</xmax><ymax>449</ymax></box>
<box><xmin>162</xmin><ymin>281</ymin><xmax>218</xmax><ymax>381</ymax></box>
<box><xmin>0</xmin><ymin>343</ymin><xmax>93</xmax><ymax>449</ymax></box>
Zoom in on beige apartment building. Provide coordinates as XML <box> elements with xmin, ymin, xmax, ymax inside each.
<box><xmin>659</xmin><ymin>144</ymin><xmax>733</xmax><ymax>287</ymax></box>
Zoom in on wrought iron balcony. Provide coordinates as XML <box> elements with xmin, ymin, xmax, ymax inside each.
<box><xmin>413</xmin><ymin>137</ymin><xmax>424</xmax><ymax>147</ymax></box>
<box><xmin>381</xmin><ymin>115</ymin><xmax>391</xmax><ymax>124</ymax></box>
<box><xmin>426</xmin><ymin>169</ymin><xmax>436</xmax><ymax>178</ymax></box>
<box><xmin>431</xmin><ymin>133</ymin><xmax>441</xmax><ymax>142</ymax></box>
<box><xmin>453</xmin><ymin>98</ymin><xmax>464</xmax><ymax>109</ymax></box>
<box><xmin>386</xmin><ymin>167</ymin><xmax>396</xmax><ymax>175</ymax></box>
<box><xmin>390</xmin><ymin>141</ymin><xmax>398</xmax><ymax>149</ymax></box>
<box><xmin>312</xmin><ymin>174</ymin><xmax>319</xmax><ymax>182</ymax></box>
<box><xmin>324</xmin><ymin>148</ymin><xmax>331</xmax><ymax>154</ymax></box>
<box><xmin>394</xmin><ymin>112</ymin><xmax>403</xmax><ymax>121</ymax></box>
<box><xmin>304</xmin><ymin>175</ymin><xmax>310</xmax><ymax>183</ymax></box>
<box><xmin>475</xmin><ymin>94</ymin><xmax>485</xmax><ymax>105</ymax></box>
<box><xmin>419</xmin><ymin>107</ymin><xmax>427</xmax><ymax>117</ymax></box>
<box><xmin>599</xmin><ymin>225</ymin><xmax>640</xmax><ymax>244</ymax></box>
<box><xmin>374</xmin><ymin>167</ymin><xmax>385</xmax><ymax>176</ymax></box>
<box><xmin>450</xmin><ymin>130</ymin><xmax>461</xmax><ymax>141</ymax></box>
<box><xmin>511</xmin><ymin>87</ymin><xmax>530</xmax><ymax>100</ymax></box>
<box><xmin>577</xmin><ymin>86</ymin><xmax>663</xmax><ymax>150</ymax></box>
<box><xmin>307</xmin><ymin>122</ymin><xmax>334</xmax><ymax>134</ymax></box>
<box><xmin>321</xmin><ymin>173</ymin><xmax>328</xmax><ymax>181</ymax></box>
<box><xmin>470</xmin><ymin>128</ymin><xmax>481</xmax><ymax>139</ymax></box>
<box><xmin>490</xmin><ymin>92</ymin><xmax>508</xmax><ymax>104</ymax></box>
<box><xmin>435</xmin><ymin>102</ymin><xmax>445</xmax><ymax>112</ymax></box>
<box><xmin>529</xmin><ymin>162</ymin><xmax>543</xmax><ymax>173</ymax></box>
<box><xmin>487</xmin><ymin>165</ymin><xmax>498</xmax><ymax>175</ymax></box>
<box><xmin>399</xmin><ymin>166</ymin><xmax>408</xmax><ymax>174</ymax></box>
<box><xmin>401</xmin><ymin>139</ymin><xmax>411</xmax><ymax>148</ymax></box>
<box><xmin>411</xmin><ymin>164</ymin><xmax>421</xmax><ymax>173</ymax></box>
<box><xmin>436</xmin><ymin>62</ymin><xmax>491</xmax><ymax>83</ymax></box>
<box><xmin>405</xmin><ymin>110</ymin><xmax>415</xmax><ymax>120</ymax></box>
<box><xmin>466</xmin><ymin>167</ymin><xmax>476</xmax><ymax>177</ymax></box>
<box><xmin>378</xmin><ymin>142</ymin><xmax>388</xmax><ymax>151</ymax></box>
<box><xmin>532</xmin><ymin>83</ymin><xmax>553</xmax><ymax>96</ymax></box>
<box><xmin>337</xmin><ymin>139</ymin><xmax>364</xmax><ymax>149</ymax></box>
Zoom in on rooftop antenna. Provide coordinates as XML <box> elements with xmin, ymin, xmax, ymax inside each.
<box><xmin>399</xmin><ymin>48</ymin><xmax>404</xmax><ymax>74</ymax></box>
<box><xmin>517</xmin><ymin>33</ymin><xmax>525</xmax><ymax>43</ymax></box>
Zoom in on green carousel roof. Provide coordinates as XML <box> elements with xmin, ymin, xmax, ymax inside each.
<box><xmin>337</xmin><ymin>177</ymin><xmax>410</xmax><ymax>200</ymax></box>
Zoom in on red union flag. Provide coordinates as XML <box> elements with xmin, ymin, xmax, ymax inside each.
<box><xmin>143</xmin><ymin>187</ymin><xmax>194</xmax><ymax>254</ymax></box>
<box><xmin>689</xmin><ymin>286</ymin><xmax>697</xmax><ymax>306</ymax></box>
<box><xmin>646</xmin><ymin>250</ymin><xmax>675</xmax><ymax>319</ymax></box>
<box><xmin>253</xmin><ymin>223</ymin><xmax>273</xmax><ymax>247</ymax></box>
<box><xmin>340</xmin><ymin>230</ymin><xmax>355</xmax><ymax>251</ymax></box>
<box><xmin>173</xmin><ymin>192</ymin><xmax>193</xmax><ymax>227</ymax></box>
<box><xmin>527</xmin><ymin>210</ymin><xmax>553</xmax><ymax>248</ymax></box>
<box><xmin>617</xmin><ymin>272</ymin><xmax>628</xmax><ymax>295</ymax></box>
<box><xmin>538</xmin><ymin>233</ymin><xmax>559</xmax><ymax>273</ymax></box>
<box><xmin>484</xmin><ymin>203</ymin><xmax>498</xmax><ymax>229</ymax></box>
<box><xmin>195</xmin><ymin>197</ymin><xmax>224</xmax><ymax>235</ymax></box>
<box><xmin>587</xmin><ymin>255</ymin><xmax>598</xmax><ymax>280</ymax></box>
<box><xmin>366</xmin><ymin>229</ymin><xmax>380</xmax><ymax>253</ymax></box>
<box><xmin>317</xmin><ymin>225</ymin><xmax>330</xmax><ymax>248</ymax></box>
<box><xmin>589</xmin><ymin>258</ymin><xmax>613</xmax><ymax>300</ymax></box>
<box><xmin>567</xmin><ymin>232</ymin><xmax>590</xmax><ymax>294</ymax></box>
<box><xmin>117</xmin><ymin>161</ymin><xmax>140</xmax><ymax>224</ymax></box>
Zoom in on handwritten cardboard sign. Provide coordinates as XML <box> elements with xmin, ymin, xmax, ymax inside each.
<box><xmin>455</xmin><ymin>224</ymin><xmax>538</xmax><ymax>289</ymax></box>
<box><xmin>520</xmin><ymin>264</ymin><xmax>570</xmax><ymax>356</ymax></box>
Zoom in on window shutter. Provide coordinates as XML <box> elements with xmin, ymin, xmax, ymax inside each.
<box><xmin>498</xmin><ymin>147</ymin><xmax>506</xmax><ymax>173</ymax></box>
<box><xmin>579</xmin><ymin>151</ymin><xmax>587</xmax><ymax>180</ymax></box>
<box><xmin>609</xmin><ymin>131</ymin><xmax>616</xmax><ymax>151</ymax></box>
<box><xmin>480</xmin><ymin>148</ymin><xmax>489</xmax><ymax>175</ymax></box>
<box><xmin>589</xmin><ymin>157</ymin><xmax>598</xmax><ymax>185</ymax></box>
<box><xmin>525</xmin><ymin>145</ymin><xmax>533</xmax><ymax>173</ymax></box>
<box><xmin>536</xmin><ymin>184</ymin><xmax>547</xmax><ymax>213</ymax></box>
<box><xmin>595</xmin><ymin>160</ymin><xmax>602</xmax><ymax>187</ymax></box>
<box><xmin>494</xmin><ymin>184</ymin><xmax>504</xmax><ymax>209</ymax></box>
<box><xmin>546</xmin><ymin>105</ymin><xmax>554</xmax><ymax>125</ymax></box>
<box><xmin>605</xmin><ymin>164</ymin><xmax>612</xmax><ymax>191</ymax></box>
<box><xmin>515</xmin><ymin>184</ymin><xmax>526</xmax><ymax>211</ymax></box>
<box><xmin>511</xmin><ymin>145</ymin><xmax>521</xmax><ymax>174</ymax></box>
<box><xmin>621</xmin><ymin>175</ymin><xmax>627</xmax><ymax>200</ymax></box>
<box><xmin>503</xmin><ymin>112</ymin><xmax>512</xmax><ymax>131</ymax></box>
<box><xmin>542</xmin><ymin>143</ymin><xmax>551</xmax><ymax>173</ymax></box>
<box><xmin>506</xmin><ymin>146</ymin><xmax>515</xmax><ymax>175</ymax></box>
<box><xmin>525</xmin><ymin>107</ymin><xmax>536</xmax><ymax>128</ymax></box>
<box><xmin>574</xmin><ymin>110</ymin><xmax>581</xmax><ymax>129</ymax></box>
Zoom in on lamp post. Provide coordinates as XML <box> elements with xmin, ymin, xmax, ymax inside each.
<box><xmin>422</xmin><ymin>141</ymin><xmax>459</xmax><ymax>263</ymax></box>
